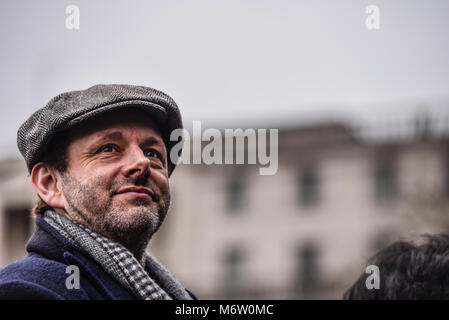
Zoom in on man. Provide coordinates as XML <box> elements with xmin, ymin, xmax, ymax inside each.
<box><xmin>344</xmin><ymin>233</ymin><xmax>449</xmax><ymax>299</ymax></box>
<box><xmin>0</xmin><ymin>84</ymin><xmax>194</xmax><ymax>300</ymax></box>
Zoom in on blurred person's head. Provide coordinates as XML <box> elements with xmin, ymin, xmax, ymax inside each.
<box><xmin>17</xmin><ymin>84</ymin><xmax>183</xmax><ymax>262</ymax></box>
<box><xmin>343</xmin><ymin>233</ymin><xmax>449</xmax><ymax>299</ymax></box>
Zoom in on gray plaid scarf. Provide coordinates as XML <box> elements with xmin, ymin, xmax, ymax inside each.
<box><xmin>43</xmin><ymin>210</ymin><xmax>192</xmax><ymax>300</ymax></box>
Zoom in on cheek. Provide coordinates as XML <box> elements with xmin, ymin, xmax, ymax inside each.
<box><xmin>91</xmin><ymin>165</ymin><xmax>120</xmax><ymax>182</ymax></box>
<box><xmin>77</xmin><ymin>169</ymin><xmax>118</xmax><ymax>195</ymax></box>
<box><xmin>151</xmin><ymin>171</ymin><xmax>169</xmax><ymax>194</ymax></box>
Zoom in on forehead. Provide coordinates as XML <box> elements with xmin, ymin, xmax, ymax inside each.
<box><xmin>67</xmin><ymin>109</ymin><xmax>164</xmax><ymax>143</ymax></box>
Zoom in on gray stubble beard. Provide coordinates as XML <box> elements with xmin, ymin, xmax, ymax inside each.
<box><xmin>60</xmin><ymin>172</ymin><xmax>170</xmax><ymax>252</ymax></box>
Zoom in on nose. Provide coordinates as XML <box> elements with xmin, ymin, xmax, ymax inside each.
<box><xmin>122</xmin><ymin>145</ymin><xmax>151</xmax><ymax>179</ymax></box>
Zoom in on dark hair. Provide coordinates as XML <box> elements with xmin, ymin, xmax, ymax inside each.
<box><xmin>32</xmin><ymin>132</ymin><xmax>71</xmax><ymax>216</ymax></box>
<box><xmin>343</xmin><ymin>233</ymin><xmax>449</xmax><ymax>299</ymax></box>
<box><xmin>39</xmin><ymin>131</ymin><xmax>71</xmax><ymax>173</ymax></box>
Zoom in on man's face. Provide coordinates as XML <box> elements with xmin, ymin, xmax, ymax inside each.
<box><xmin>59</xmin><ymin>109</ymin><xmax>170</xmax><ymax>243</ymax></box>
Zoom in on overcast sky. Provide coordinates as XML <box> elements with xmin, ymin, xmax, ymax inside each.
<box><xmin>1</xmin><ymin>0</ymin><xmax>448</xmax><ymax>158</ymax></box>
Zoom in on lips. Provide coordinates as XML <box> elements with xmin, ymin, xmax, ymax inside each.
<box><xmin>115</xmin><ymin>186</ymin><xmax>155</xmax><ymax>200</ymax></box>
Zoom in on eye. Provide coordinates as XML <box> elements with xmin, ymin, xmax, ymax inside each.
<box><xmin>144</xmin><ymin>149</ymin><xmax>162</xmax><ymax>160</ymax></box>
<box><xmin>96</xmin><ymin>144</ymin><xmax>119</xmax><ymax>154</ymax></box>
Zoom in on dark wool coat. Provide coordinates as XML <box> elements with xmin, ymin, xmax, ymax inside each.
<box><xmin>0</xmin><ymin>216</ymin><xmax>195</xmax><ymax>300</ymax></box>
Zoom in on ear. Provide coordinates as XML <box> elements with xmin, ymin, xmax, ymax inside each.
<box><xmin>31</xmin><ymin>163</ymin><xmax>65</xmax><ymax>209</ymax></box>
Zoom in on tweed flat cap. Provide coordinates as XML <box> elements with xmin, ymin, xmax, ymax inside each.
<box><xmin>17</xmin><ymin>84</ymin><xmax>183</xmax><ymax>176</ymax></box>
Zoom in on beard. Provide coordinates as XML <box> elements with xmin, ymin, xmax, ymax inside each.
<box><xmin>59</xmin><ymin>171</ymin><xmax>170</xmax><ymax>249</ymax></box>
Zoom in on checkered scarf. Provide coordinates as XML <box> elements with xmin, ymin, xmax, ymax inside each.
<box><xmin>43</xmin><ymin>210</ymin><xmax>192</xmax><ymax>300</ymax></box>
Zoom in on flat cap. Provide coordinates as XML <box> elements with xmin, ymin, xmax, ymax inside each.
<box><xmin>17</xmin><ymin>84</ymin><xmax>183</xmax><ymax>176</ymax></box>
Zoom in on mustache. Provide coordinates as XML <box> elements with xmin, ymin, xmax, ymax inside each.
<box><xmin>111</xmin><ymin>175</ymin><xmax>161</xmax><ymax>201</ymax></box>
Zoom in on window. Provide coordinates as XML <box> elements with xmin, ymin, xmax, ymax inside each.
<box><xmin>298</xmin><ymin>167</ymin><xmax>320</xmax><ymax>207</ymax></box>
<box><xmin>370</xmin><ymin>232</ymin><xmax>394</xmax><ymax>255</ymax></box>
<box><xmin>445</xmin><ymin>147</ymin><xmax>449</xmax><ymax>198</ymax></box>
<box><xmin>296</xmin><ymin>242</ymin><xmax>320</xmax><ymax>297</ymax></box>
<box><xmin>226</xmin><ymin>176</ymin><xmax>245</xmax><ymax>213</ymax></box>
<box><xmin>374</xmin><ymin>161</ymin><xmax>397</xmax><ymax>202</ymax></box>
<box><xmin>2</xmin><ymin>207</ymin><xmax>32</xmax><ymax>264</ymax></box>
<box><xmin>223</xmin><ymin>247</ymin><xmax>246</xmax><ymax>297</ymax></box>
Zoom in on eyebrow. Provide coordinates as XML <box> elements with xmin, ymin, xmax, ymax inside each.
<box><xmin>94</xmin><ymin>131</ymin><xmax>165</xmax><ymax>148</ymax></box>
<box><xmin>141</xmin><ymin>136</ymin><xmax>164</xmax><ymax>147</ymax></box>
<box><xmin>90</xmin><ymin>131</ymin><xmax>124</xmax><ymax>146</ymax></box>
<box><xmin>98</xmin><ymin>131</ymin><xmax>123</xmax><ymax>142</ymax></box>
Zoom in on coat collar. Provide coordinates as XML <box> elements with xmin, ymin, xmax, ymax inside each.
<box><xmin>25</xmin><ymin>215</ymin><xmax>196</xmax><ymax>300</ymax></box>
<box><xmin>26</xmin><ymin>216</ymin><xmax>74</xmax><ymax>262</ymax></box>
<box><xmin>25</xmin><ymin>216</ymin><xmax>136</xmax><ymax>299</ymax></box>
